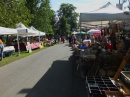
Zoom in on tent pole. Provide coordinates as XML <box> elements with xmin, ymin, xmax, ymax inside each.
<box><xmin>101</xmin><ymin>21</ymin><xmax>102</xmax><ymax>36</ymax></box>
<box><xmin>17</xmin><ymin>30</ymin><xmax>20</xmax><ymax>56</ymax></box>
<box><xmin>101</xmin><ymin>21</ymin><xmax>102</xmax><ymax>30</ymax></box>
<box><xmin>26</xmin><ymin>29</ymin><xmax>28</xmax><ymax>42</ymax></box>
<box><xmin>39</xmin><ymin>31</ymin><xmax>40</xmax><ymax>42</ymax></box>
<box><xmin>26</xmin><ymin>29</ymin><xmax>29</xmax><ymax>53</ymax></box>
<box><xmin>80</xmin><ymin>13</ymin><xmax>82</xmax><ymax>47</ymax></box>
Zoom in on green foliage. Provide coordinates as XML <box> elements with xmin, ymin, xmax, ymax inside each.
<box><xmin>59</xmin><ymin>16</ymin><xmax>70</xmax><ymax>35</ymax></box>
<box><xmin>57</xmin><ymin>3</ymin><xmax>79</xmax><ymax>33</ymax></box>
<box><xmin>0</xmin><ymin>0</ymin><xmax>32</xmax><ymax>28</ymax></box>
<box><xmin>32</xmin><ymin>0</ymin><xmax>56</xmax><ymax>35</ymax></box>
<box><xmin>25</xmin><ymin>0</ymin><xmax>40</xmax><ymax>14</ymax></box>
<box><xmin>0</xmin><ymin>0</ymin><xmax>57</xmax><ymax>35</ymax></box>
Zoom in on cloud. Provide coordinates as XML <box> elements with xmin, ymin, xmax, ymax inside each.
<box><xmin>51</xmin><ymin>0</ymin><xmax>129</xmax><ymax>13</ymax></box>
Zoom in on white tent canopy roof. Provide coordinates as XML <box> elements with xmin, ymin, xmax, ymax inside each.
<box><xmin>87</xmin><ymin>29</ymin><xmax>100</xmax><ymax>32</ymax></box>
<box><xmin>79</xmin><ymin>2</ymin><xmax>130</xmax><ymax>29</ymax></box>
<box><xmin>30</xmin><ymin>26</ymin><xmax>45</xmax><ymax>36</ymax></box>
<box><xmin>17</xmin><ymin>23</ymin><xmax>37</xmax><ymax>36</ymax></box>
<box><xmin>0</xmin><ymin>26</ymin><xmax>17</xmax><ymax>35</ymax></box>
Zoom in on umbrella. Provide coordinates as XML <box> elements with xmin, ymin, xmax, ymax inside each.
<box><xmin>76</xmin><ymin>31</ymin><xmax>86</xmax><ymax>35</ymax></box>
<box><xmin>72</xmin><ymin>31</ymin><xmax>78</xmax><ymax>34</ymax></box>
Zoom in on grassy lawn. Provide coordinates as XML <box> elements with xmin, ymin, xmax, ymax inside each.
<box><xmin>0</xmin><ymin>46</ymin><xmax>50</xmax><ymax>67</ymax></box>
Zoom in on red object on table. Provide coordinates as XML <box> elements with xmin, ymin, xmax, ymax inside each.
<box><xmin>47</xmin><ymin>41</ymin><xmax>50</xmax><ymax>43</ymax></box>
<box><xmin>105</xmin><ymin>43</ymin><xmax>113</xmax><ymax>50</ymax></box>
<box><xmin>30</xmin><ymin>42</ymin><xmax>41</xmax><ymax>49</ymax></box>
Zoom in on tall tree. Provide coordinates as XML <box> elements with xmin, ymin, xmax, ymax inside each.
<box><xmin>57</xmin><ymin>3</ymin><xmax>79</xmax><ymax>31</ymax></box>
<box><xmin>25</xmin><ymin>0</ymin><xmax>40</xmax><ymax>26</ymax></box>
<box><xmin>25</xmin><ymin>0</ymin><xmax>40</xmax><ymax>14</ymax></box>
<box><xmin>33</xmin><ymin>0</ymin><xmax>55</xmax><ymax>35</ymax></box>
<box><xmin>60</xmin><ymin>16</ymin><xmax>70</xmax><ymax>35</ymax></box>
<box><xmin>0</xmin><ymin>0</ymin><xmax>32</xmax><ymax>28</ymax></box>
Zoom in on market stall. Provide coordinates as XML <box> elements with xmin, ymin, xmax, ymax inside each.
<box><xmin>0</xmin><ymin>26</ymin><xmax>17</xmax><ymax>56</ymax></box>
<box><xmin>76</xmin><ymin>2</ymin><xmax>130</xmax><ymax>97</ymax></box>
<box><xmin>29</xmin><ymin>26</ymin><xmax>46</xmax><ymax>49</ymax></box>
<box><xmin>16</xmin><ymin>23</ymin><xmax>38</xmax><ymax>55</ymax></box>
<box><xmin>87</xmin><ymin>29</ymin><xmax>101</xmax><ymax>39</ymax></box>
<box><xmin>78</xmin><ymin>2</ymin><xmax>130</xmax><ymax>30</ymax></box>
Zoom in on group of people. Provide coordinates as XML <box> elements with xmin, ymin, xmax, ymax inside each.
<box><xmin>68</xmin><ymin>34</ymin><xmax>77</xmax><ymax>45</ymax></box>
<box><xmin>91</xmin><ymin>35</ymin><xmax>107</xmax><ymax>43</ymax></box>
<box><xmin>43</xmin><ymin>36</ymin><xmax>66</xmax><ymax>44</ymax></box>
<box><xmin>68</xmin><ymin>34</ymin><xmax>108</xmax><ymax>50</ymax></box>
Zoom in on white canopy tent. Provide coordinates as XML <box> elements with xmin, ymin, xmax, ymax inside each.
<box><xmin>0</xmin><ymin>26</ymin><xmax>17</xmax><ymax>35</ymax></box>
<box><xmin>30</xmin><ymin>26</ymin><xmax>45</xmax><ymax>36</ymax></box>
<box><xmin>30</xmin><ymin>26</ymin><xmax>46</xmax><ymax>42</ymax></box>
<box><xmin>87</xmin><ymin>29</ymin><xmax>101</xmax><ymax>38</ymax></box>
<box><xmin>78</xmin><ymin>2</ymin><xmax>130</xmax><ymax>30</ymax></box>
<box><xmin>17</xmin><ymin>23</ymin><xmax>38</xmax><ymax>36</ymax></box>
<box><xmin>17</xmin><ymin>23</ymin><xmax>38</xmax><ymax>56</ymax></box>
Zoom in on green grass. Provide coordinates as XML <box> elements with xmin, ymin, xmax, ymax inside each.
<box><xmin>0</xmin><ymin>46</ymin><xmax>50</xmax><ymax>67</ymax></box>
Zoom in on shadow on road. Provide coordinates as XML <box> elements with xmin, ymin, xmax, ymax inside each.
<box><xmin>18</xmin><ymin>52</ymin><xmax>87</xmax><ymax>97</ymax></box>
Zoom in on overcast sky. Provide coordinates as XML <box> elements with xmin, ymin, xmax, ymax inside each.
<box><xmin>50</xmin><ymin>0</ymin><xmax>130</xmax><ymax>13</ymax></box>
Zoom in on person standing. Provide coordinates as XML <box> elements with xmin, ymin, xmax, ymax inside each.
<box><xmin>0</xmin><ymin>39</ymin><xmax>4</xmax><ymax>61</ymax></box>
<box><xmin>110</xmin><ymin>32</ymin><xmax>116</xmax><ymax>50</ymax></box>
<box><xmin>69</xmin><ymin>35</ymin><xmax>72</xmax><ymax>46</ymax></box>
<box><xmin>74</xmin><ymin>34</ymin><xmax>76</xmax><ymax>44</ymax></box>
<box><xmin>72</xmin><ymin>34</ymin><xmax>75</xmax><ymax>44</ymax></box>
<box><xmin>62</xmin><ymin>36</ymin><xmax>64</xmax><ymax>43</ymax></box>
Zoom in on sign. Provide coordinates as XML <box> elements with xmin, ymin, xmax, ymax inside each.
<box><xmin>116</xmin><ymin>4</ymin><xmax>122</xmax><ymax>10</ymax></box>
<box><xmin>27</xmin><ymin>42</ymin><xmax>32</xmax><ymax>53</ymax></box>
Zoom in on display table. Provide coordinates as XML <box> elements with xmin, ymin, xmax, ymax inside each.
<box><xmin>7</xmin><ymin>43</ymin><xmax>27</xmax><ymax>51</ymax></box>
<box><xmin>85</xmin><ymin>76</ymin><xmax>130</xmax><ymax>97</ymax></box>
<box><xmin>3</xmin><ymin>46</ymin><xmax>15</xmax><ymax>56</ymax></box>
<box><xmin>30</xmin><ymin>42</ymin><xmax>41</xmax><ymax>50</ymax></box>
<box><xmin>3</xmin><ymin>46</ymin><xmax>15</xmax><ymax>53</ymax></box>
<box><xmin>80</xmin><ymin>49</ymin><xmax>96</xmax><ymax>61</ymax></box>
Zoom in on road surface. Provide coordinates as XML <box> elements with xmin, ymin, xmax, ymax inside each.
<box><xmin>0</xmin><ymin>43</ymin><xmax>87</xmax><ymax>97</ymax></box>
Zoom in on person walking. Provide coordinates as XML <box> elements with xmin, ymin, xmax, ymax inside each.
<box><xmin>0</xmin><ymin>39</ymin><xmax>4</xmax><ymax>61</ymax></box>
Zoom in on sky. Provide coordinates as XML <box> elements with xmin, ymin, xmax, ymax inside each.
<box><xmin>50</xmin><ymin>0</ymin><xmax>130</xmax><ymax>14</ymax></box>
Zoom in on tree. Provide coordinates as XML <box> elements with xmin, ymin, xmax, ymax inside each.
<box><xmin>57</xmin><ymin>3</ymin><xmax>79</xmax><ymax>31</ymax></box>
<box><xmin>0</xmin><ymin>0</ymin><xmax>32</xmax><ymax>28</ymax></box>
<box><xmin>25</xmin><ymin>0</ymin><xmax>40</xmax><ymax>14</ymax></box>
<box><xmin>16</xmin><ymin>0</ymin><xmax>33</xmax><ymax>27</ymax></box>
<box><xmin>32</xmin><ymin>0</ymin><xmax>55</xmax><ymax>35</ymax></box>
<box><xmin>59</xmin><ymin>16</ymin><xmax>70</xmax><ymax>35</ymax></box>
<box><xmin>25</xmin><ymin>0</ymin><xmax>40</xmax><ymax>26</ymax></box>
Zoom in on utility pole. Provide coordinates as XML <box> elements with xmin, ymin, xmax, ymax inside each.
<box><xmin>119</xmin><ymin>0</ymin><xmax>120</xmax><ymax>4</ymax></box>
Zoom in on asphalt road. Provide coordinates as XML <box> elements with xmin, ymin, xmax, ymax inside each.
<box><xmin>0</xmin><ymin>42</ymin><xmax>87</xmax><ymax>97</ymax></box>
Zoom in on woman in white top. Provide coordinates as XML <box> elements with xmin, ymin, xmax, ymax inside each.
<box><xmin>83</xmin><ymin>35</ymin><xmax>91</xmax><ymax>47</ymax></box>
